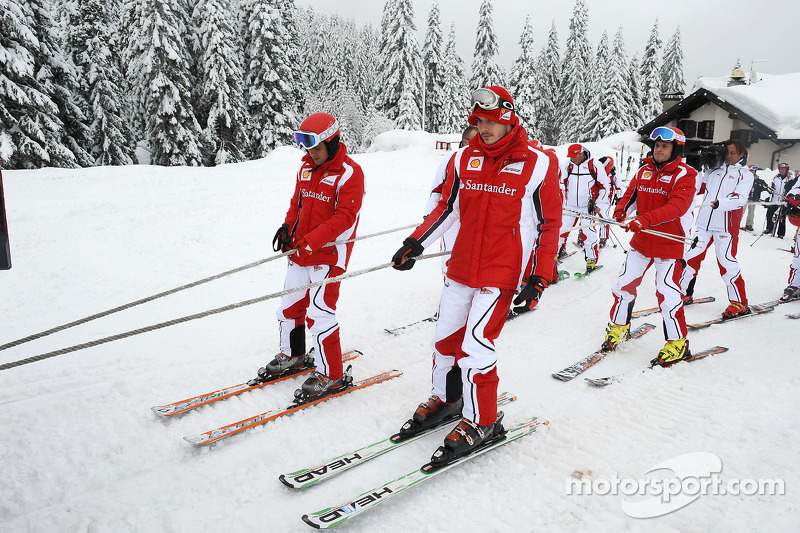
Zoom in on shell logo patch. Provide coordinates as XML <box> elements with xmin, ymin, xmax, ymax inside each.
<box><xmin>301</xmin><ymin>170</ymin><xmax>311</xmax><ymax>181</ymax></box>
<box><xmin>642</xmin><ymin>171</ymin><xmax>652</xmax><ymax>181</ymax></box>
<box><xmin>468</xmin><ymin>157</ymin><xmax>484</xmax><ymax>170</ymax></box>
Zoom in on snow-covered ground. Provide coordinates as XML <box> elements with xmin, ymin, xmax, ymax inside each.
<box><xmin>1</xmin><ymin>135</ymin><xmax>798</xmax><ymax>533</ymax></box>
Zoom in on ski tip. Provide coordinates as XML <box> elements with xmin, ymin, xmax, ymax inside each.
<box><xmin>551</xmin><ymin>373</ymin><xmax>573</xmax><ymax>382</ymax></box>
<box><xmin>183</xmin><ymin>435</ymin><xmax>207</xmax><ymax>446</ymax></box>
<box><xmin>301</xmin><ymin>515</ymin><xmax>322</xmax><ymax>529</ymax></box>
<box><xmin>278</xmin><ymin>474</ymin><xmax>298</xmax><ymax>489</ymax></box>
<box><xmin>151</xmin><ymin>406</ymin><xmax>172</xmax><ymax>418</ymax></box>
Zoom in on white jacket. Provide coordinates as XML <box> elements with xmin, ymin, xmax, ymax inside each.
<box><xmin>694</xmin><ymin>161</ymin><xmax>753</xmax><ymax>232</ymax></box>
<box><xmin>559</xmin><ymin>158</ymin><xmax>611</xmax><ymax>214</ymax></box>
<box><xmin>769</xmin><ymin>174</ymin><xmax>791</xmax><ymax>202</ymax></box>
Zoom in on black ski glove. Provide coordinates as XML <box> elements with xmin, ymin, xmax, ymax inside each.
<box><xmin>273</xmin><ymin>223</ymin><xmax>292</xmax><ymax>252</ymax></box>
<box><xmin>512</xmin><ymin>275</ymin><xmax>549</xmax><ymax>313</ymax></box>
<box><xmin>392</xmin><ymin>237</ymin><xmax>424</xmax><ymax>271</ymax></box>
<box><xmin>587</xmin><ymin>198</ymin><xmax>596</xmax><ymax>214</ymax></box>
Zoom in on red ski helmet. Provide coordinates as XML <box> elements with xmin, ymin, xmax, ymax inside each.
<box><xmin>468</xmin><ymin>85</ymin><xmax>517</xmax><ymax>126</ymax></box>
<box><xmin>567</xmin><ymin>144</ymin><xmax>584</xmax><ymax>158</ymax></box>
<box><xmin>294</xmin><ymin>113</ymin><xmax>340</xmax><ymax>150</ymax></box>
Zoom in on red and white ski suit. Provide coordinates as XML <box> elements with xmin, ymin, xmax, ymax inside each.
<box><xmin>609</xmin><ymin>157</ymin><xmax>697</xmax><ymax>340</ymax></box>
<box><xmin>680</xmin><ymin>161</ymin><xmax>753</xmax><ymax>305</ymax></box>
<box><xmin>425</xmin><ymin>154</ymin><xmax>460</xmax><ymax>275</ymax></box>
<box><xmin>786</xmin><ymin>181</ymin><xmax>800</xmax><ymax>288</ymax></box>
<box><xmin>408</xmin><ymin>126</ymin><xmax>562</xmax><ymax>426</ymax></box>
<box><xmin>277</xmin><ymin>143</ymin><xmax>365</xmax><ymax>379</ymax></box>
<box><xmin>558</xmin><ymin>157</ymin><xmax>611</xmax><ymax>262</ymax></box>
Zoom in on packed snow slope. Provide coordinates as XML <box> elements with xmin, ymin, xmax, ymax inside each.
<box><xmin>1</xmin><ymin>133</ymin><xmax>798</xmax><ymax>533</ymax></box>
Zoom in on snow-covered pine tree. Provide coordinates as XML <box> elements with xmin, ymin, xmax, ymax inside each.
<box><xmin>439</xmin><ymin>23</ymin><xmax>469</xmax><ymax>134</ymax></box>
<box><xmin>123</xmin><ymin>0</ymin><xmax>203</xmax><ymax>166</ymax></box>
<box><xmin>376</xmin><ymin>0</ymin><xmax>397</xmax><ymax>114</ymax></box>
<box><xmin>279</xmin><ymin>0</ymin><xmax>306</xmax><ymax>124</ymax></box>
<box><xmin>559</xmin><ymin>0</ymin><xmax>593</xmax><ymax>143</ymax></box>
<box><xmin>0</xmin><ymin>0</ymin><xmax>70</xmax><ymax>168</ymax></box>
<box><xmin>626</xmin><ymin>52</ymin><xmax>645</xmax><ymax>129</ymax></box>
<box><xmin>241</xmin><ymin>0</ymin><xmax>297</xmax><ymax>157</ymax></box>
<box><xmin>66</xmin><ymin>0</ymin><xmax>137</xmax><ymax>165</ymax></box>
<box><xmin>585</xmin><ymin>31</ymin><xmax>610</xmax><ymax>141</ymax></box>
<box><xmin>660</xmin><ymin>26</ymin><xmax>685</xmax><ymax>96</ymax></box>
<box><xmin>355</xmin><ymin>24</ymin><xmax>380</xmax><ymax>114</ymax></box>
<box><xmin>422</xmin><ymin>2</ymin><xmax>444</xmax><ymax>133</ymax></box>
<box><xmin>470</xmin><ymin>0</ymin><xmax>505</xmax><ymax>89</ymax></box>
<box><xmin>507</xmin><ymin>16</ymin><xmax>539</xmax><ymax>138</ymax></box>
<box><xmin>640</xmin><ymin>19</ymin><xmax>663</xmax><ymax>124</ymax></box>
<box><xmin>192</xmin><ymin>0</ymin><xmax>247</xmax><ymax>165</ymax></box>
<box><xmin>380</xmin><ymin>0</ymin><xmax>422</xmax><ymax>128</ymax></box>
<box><xmin>537</xmin><ymin>20</ymin><xmax>561</xmax><ymax>145</ymax></box>
<box><xmin>605</xmin><ymin>27</ymin><xmax>635</xmax><ymax>133</ymax></box>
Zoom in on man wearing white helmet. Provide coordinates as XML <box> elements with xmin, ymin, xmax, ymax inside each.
<box><xmin>765</xmin><ymin>163</ymin><xmax>791</xmax><ymax>237</ymax></box>
<box><xmin>258</xmin><ymin>112</ymin><xmax>365</xmax><ymax>399</ymax></box>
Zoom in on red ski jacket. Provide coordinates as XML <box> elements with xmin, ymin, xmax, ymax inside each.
<box><xmin>410</xmin><ymin>127</ymin><xmax>562</xmax><ymax>290</ymax></box>
<box><xmin>284</xmin><ymin>143</ymin><xmax>365</xmax><ymax>270</ymax></box>
<box><xmin>614</xmin><ymin>157</ymin><xmax>697</xmax><ymax>259</ymax></box>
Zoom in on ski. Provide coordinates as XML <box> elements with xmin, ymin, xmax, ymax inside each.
<box><xmin>632</xmin><ymin>296</ymin><xmax>715</xmax><ymax>319</ymax></box>
<box><xmin>151</xmin><ymin>349</ymin><xmax>361</xmax><ymax>418</ymax></box>
<box><xmin>584</xmin><ymin>346</ymin><xmax>729</xmax><ymax>387</ymax></box>
<box><xmin>279</xmin><ymin>392</ymin><xmax>518</xmax><ymax>490</ymax></box>
<box><xmin>301</xmin><ymin>416</ymin><xmax>547</xmax><ymax>529</ymax></box>
<box><xmin>786</xmin><ymin>313</ymin><xmax>800</xmax><ymax>319</ymax></box>
<box><xmin>506</xmin><ymin>307</ymin><xmax>536</xmax><ymax>321</ymax></box>
<box><xmin>184</xmin><ymin>369</ymin><xmax>402</xmax><ymax>446</ymax></box>
<box><xmin>552</xmin><ymin>322</ymin><xmax>657</xmax><ymax>381</ymax></box>
<box><xmin>573</xmin><ymin>264</ymin><xmax>604</xmax><ymax>278</ymax></box>
<box><xmin>687</xmin><ymin>302</ymin><xmax>776</xmax><ymax>330</ymax></box>
<box><xmin>384</xmin><ymin>315</ymin><xmax>437</xmax><ymax>336</ymax></box>
<box><xmin>557</xmin><ymin>250</ymin><xmax>578</xmax><ymax>263</ymax></box>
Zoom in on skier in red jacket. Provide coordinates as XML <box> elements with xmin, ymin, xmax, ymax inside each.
<box><xmin>259</xmin><ymin>112</ymin><xmax>365</xmax><ymax>398</ymax></box>
<box><xmin>390</xmin><ymin>86</ymin><xmax>562</xmax><ymax>464</ymax></box>
<box><xmin>602</xmin><ymin>127</ymin><xmax>698</xmax><ymax>366</ymax></box>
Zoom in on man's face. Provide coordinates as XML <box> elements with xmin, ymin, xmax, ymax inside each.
<box><xmin>725</xmin><ymin>144</ymin><xmax>743</xmax><ymax>165</ymax></box>
<box><xmin>475</xmin><ymin>116</ymin><xmax>512</xmax><ymax>145</ymax></box>
<box><xmin>569</xmin><ymin>153</ymin><xmax>586</xmax><ymax>165</ymax></box>
<box><xmin>779</xmin><ymin>166</ymin><xmax>789</xmax><ymax>176</ymax></box>
<box><xmin>653</xmin><ymin>140</ymin><xmax>674</xmax><ymax>164</ymax></box>
<box><xmin>308</xmin><ymin>142</ymin><xmax>329</xmax><ymax>166</ymax></box>
<box><xmin>461</xmin><ymin>129</ymin><xmax>478</xmax><ymax>146</ymax></box>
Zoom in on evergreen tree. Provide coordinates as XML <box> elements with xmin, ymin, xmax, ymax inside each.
<box><xmin>537</xmin><ymin>21</ymin><xmax>561</xmax><ymax>145</ymax></box>
<box><xmin>192</xmin><ymin>0</ymin><xmax>247</xmax><ymax>164</ymax></box>
<box><xmin>67</xmin><ymin>0</ymin><xmax>137</xmax><ymax>165</ymax></box>
<box><xmin>640</xmin><ymin>19</ymin><xmax>663</xmax><ymax>123</ymax></box>
<box><xmin>279</xmin><ymin>0</ymin><xmax>306</xmax><ymax>122</ymax></box>
<box><xmin>241</xmin><ymin>0</ymin><xmax>298</xmax><ymax>157</ymax></box>
<box><xmin>559</xmin><ymin>0</ymin><xmax>593</xmax><ymax>143</ymax></box>
<box><xmin>585</xmin><ymin>31</ymin><xmax>610</xmax><ymax>141</ymax></box>
<box><xmin>626</xmin><ymin>52</ymin><xmax>645</xmax><ymax>129</ymax></box>
<box><xmin>606</xmin><ymin>27</ymin><xmax>635</xmax><ymax>133</ymax></box>
<box><xmin>380</xmin><ymin>0</ymin><xmax>422</xmax><ymax>128</ymax></box>
<box><xmin>440</xmin><ymin>23</ymin><xmax>469</xmax><ymax>134</ymax></box>
<box><xmin>470</xmin><ymin>0</ymin><xmax>505</xmax><ymax>89</ymax></box>
<box><xmin>660</xmin><ymin>26</ymin><xmax>685</xmax><ymax>96</ymax></box>
<box><xmin>507</xmin><ymin>16</ymin><xmax>539</xmax><ymax>138</ymax></box>
<box><xmin>422</xmin><ymin>2</ymin><xmax>444</xmax><ymax>133</ymax></box>
<box><xmin>123</xmin><ymin>0</ymin><xmax>203</xmax><ymax>166</ymax></box>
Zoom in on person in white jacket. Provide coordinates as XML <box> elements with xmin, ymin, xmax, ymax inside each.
<box><xmin>765</xmin><ymin>163</ymin><xmax>791</xmax><ymax>237</ymax></box>
<box><xmin>680</xmin><ymin>139</ymin><xmax>754</xmax><ymax>319</ymax></box>
<box><xmin>557</xmin><ymin>143</ymin><xmax>611</xmax><ymax>272</ymax></box>
<box><xmin>424</xmin><ymin>126</ymin><xmax>478</xmax><ymax>276</ymax></box>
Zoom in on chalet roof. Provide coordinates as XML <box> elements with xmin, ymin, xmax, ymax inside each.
<box><xmin>638</xmin><ymin>72</ymin><xmax>800</xmax><ymax>143</ymax></box>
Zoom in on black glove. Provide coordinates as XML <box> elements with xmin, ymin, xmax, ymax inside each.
<box><xmin>512</xmin><ymin>275</ymin><xmax>549</xmax><ymax>313</ymax></box>
<box><xmin>392</xmin><ymin>237</ymin><xmax>424</xmax><ymax>271</ymax></box>
<box><xmin>710</xmin><ymin>199</ymin><xmax>720</xmax><ymax>209</ymax></box>
<box><xmin>587</xmin><ymin>198</ymin><xmax>596</xmax><ymax>214</ymax></box>
<box><xmin>273</xmin><ymin>223</ymin><xmax>292</xmax><ymax>252</ymax></box>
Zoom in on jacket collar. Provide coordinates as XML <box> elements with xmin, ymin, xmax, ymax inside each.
<box><xmin>302</xmin><ymin>142</ymin><xmax>349</xmax><ymax>172</ymax></box>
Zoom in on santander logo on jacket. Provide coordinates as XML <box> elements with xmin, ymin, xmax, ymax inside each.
<box><xmin>284</xmin><ymin>142</ymin><xmax>365</xmax><ymax>270</ymax></box>
<box><xmin>695</xmin><ymin>161</ymin><xmax>753</xmax><ymax>233</ymax></box>
<box><xmin>410</xmin><ymin>126</ymin><xmax>563</xmax><ymax>290</ymax></box>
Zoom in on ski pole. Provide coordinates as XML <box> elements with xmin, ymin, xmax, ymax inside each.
<box><xmin>608</xmin><ymin>227</ymin><xmax>627</xmax><ymax>253</ymax></box>
<box><xmin>566</xmin><ymin>210</ymin><xmax>696</xmax><ymax>245</ymax></box>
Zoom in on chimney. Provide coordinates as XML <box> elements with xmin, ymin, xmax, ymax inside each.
<box><xmin>661</xmin><ymin>92</ymin><xmax>683</xmax><ymax>113</ymax></box>
<box><xmin>728</xmin><ymin>67</ymin><xmax>747</xmax><ymax>86</ymax></box>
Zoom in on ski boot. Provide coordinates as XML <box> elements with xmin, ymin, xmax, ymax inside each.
<box><xmin>294</xmin><ymin>365</ymin><xmax>353</xmax><ymax>404</ymax></box>
<box><xmin>681</xmin><ymin>293</ymin><xmax>693</xmax><ymax>305</ymax></box>
<box><xmin>721</xmin><ymin>301</ymin><xmax>750</xmax><ymax>320</ymax></box>
<box><xmin>393</xmin><ymin>396</ymin><xmax>464</xmax><ymax>442</ymax></box>
<box><xmin>585</xmin><ymin>259</ymin><xmax>598</xmax><ymax>273</ymax></box>
<box><xmin>599</xmin><ymin>238</ymin><xmax>607</xmax><ymax>248</ymax></box>
<box><xmin>781</xmin><ymin>285</ymin><xmax>800</xmax><ymax>302</ymax></box>
<box><xmin>249</xmin><ymin>349</ymin><xmax>315</xmax><ymax>385</ymax></box>
<box><xmin>557</xmin><ymin>245</ymin><xmax>568</xmax><ymax>260</ymax></box>
<box><xmin>428</xmin><ymin>412</ymin><xmax>506</xmax><ymax>469</ymax></box>
<box><xmin>652</xmin><ymin>338</ymin><xmax>690</xmax><ymax>367</ymax></box>
<box><xmin>601</xmin><ymin>322</ymin><xmax>630</xmax><ymax>352</ymax></box>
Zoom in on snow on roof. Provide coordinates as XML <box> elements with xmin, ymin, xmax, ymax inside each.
<box><xmin>694</xmin><ymin>73</ymin><xmax>800</xmax><ymax>140</ymax></box>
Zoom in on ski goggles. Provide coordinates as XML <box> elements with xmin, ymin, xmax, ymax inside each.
<box><xmin>469</xmin><ymin>88</ymin><xmax>515</xmax><ymax>113</ymax></box>
<box><xmin>649</xmin><ymin>127</ymin><xmax>685</xmax><ymax>144</ymax></box>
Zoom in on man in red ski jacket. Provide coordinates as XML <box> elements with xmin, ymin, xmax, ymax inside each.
<box><xmin>390</xmin><ymin>85</ymin><xmax>562</xmax><ymax>464</ymax></box>
<box><xmin>603</xmin><ymin>127</ymin><xmax>698</xmax><ymax>367</ymax></box>
<box><xmin>259</xmin><ymin>112</ymin><xmax>365</xmax><ymax>399</ymax></box>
